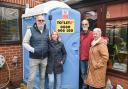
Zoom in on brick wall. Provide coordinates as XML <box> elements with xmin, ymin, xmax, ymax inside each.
<box><xmin>1</xmin><ymin>0</ymin><xmax>45</xmax><ymax>7</ymax></box>
<box><xmin>0</xmin><ymin>44</ymin><xmax>23</xmax><ymax>88</ymax></box>
<box><xmin>108</xmin><ymin>75</ymin><xmax>128</xmax><ymax>89</ymax></box>
<box><xmin>0</xmin><ymin>0</ymin><xmax>47</xmax><ymax>88</ymax></box>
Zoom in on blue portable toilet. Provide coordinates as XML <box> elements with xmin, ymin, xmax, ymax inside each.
<box><xmin>22</xmin><ymin>1</ymin><xmax>80</xmax><ymax>89</ymax></box>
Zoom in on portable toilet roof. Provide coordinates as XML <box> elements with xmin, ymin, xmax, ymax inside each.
<box><xmin>22</xmin><ymin>1</ymin><xmax>70</xmax><ymax>18</ymax></box>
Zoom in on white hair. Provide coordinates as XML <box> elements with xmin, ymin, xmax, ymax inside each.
<box><xmin>93</xmin><ymin>28</ymin><xmax>102</xmax><ymax>33</ymax></box>
<box><xmin>82</xmin><ymin>19</ymin><xmax>89</xmax><ymax>24</ymax></box>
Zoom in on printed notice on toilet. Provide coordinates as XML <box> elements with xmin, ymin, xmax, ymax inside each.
<box><xmin>56</xmin><ymin>19</ymin><xmax>75</xmax><ymax>33</ymax></box>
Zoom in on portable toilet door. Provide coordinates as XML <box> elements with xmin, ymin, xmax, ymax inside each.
<box><xmin>46</xmin><ymin>8</ymin><xmax>80</xmax><ymax>89</ymax></box>
<box><xmin>22</xmin><ymin>16</ymin><xmax>35</xmax><ymax>83</ymax></box>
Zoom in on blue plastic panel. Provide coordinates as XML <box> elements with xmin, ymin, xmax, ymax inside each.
<box><xmin>22</xmin><ymin>16</ymin><xmax>35</xmax><ymax>82</ymax></box>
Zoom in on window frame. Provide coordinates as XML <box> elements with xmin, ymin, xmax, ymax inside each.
<box><xmin>105</xmin><ymin>1</ymin><xmax>128</xmax><ymax>80</ymax></box>
<box><xmin>0</xmin><ymin>5</ymin><xmax>22</xmax><ymax>45</ymax></box>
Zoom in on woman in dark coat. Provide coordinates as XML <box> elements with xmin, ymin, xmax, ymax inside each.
<box><xmin>46</xmin><ymin>31</ymin><xmax>67</xmax><ymax>89</ymax></box>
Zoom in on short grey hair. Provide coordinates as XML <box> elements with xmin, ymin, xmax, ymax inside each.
<box><xmin>93</xmin><ymin>28</ymin><xmax>102</xmax><ymax>33</ymax></box>
<box><xmin>35</xmin><ymin>14</ymin><xmax>45</xmax><ymax>20</ymax></box>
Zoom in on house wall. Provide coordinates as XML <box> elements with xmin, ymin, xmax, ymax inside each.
<box><xmin>0</xmin><ymin>0</ymin><xmax>45</xmax><ymax>88</ymax></box>
<box><xmin>1</xmin><ymin>0</ymin><xmax>44</xmax><ymax>7</ymax></box>
<box><xmin>0</xmin><ymin>45</ymin><xmax>23</xmax><ymax>87</ymax></box>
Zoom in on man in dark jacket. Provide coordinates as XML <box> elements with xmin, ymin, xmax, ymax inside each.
<box><xmin>23</xmin><ymin>15</ymin><xmax>49</xmax><ymax>89</ymax></box>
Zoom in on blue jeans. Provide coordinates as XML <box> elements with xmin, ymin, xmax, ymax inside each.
<box><xmin>80</xmin><ymin>60</ymin><xmax>88</xmax><ymax>80</ymax></box>
<box><xmin>48</xmin><ymin>73</ymin><xmax>61</xmax><ymax>89</ymax></box>
<box><xmin>80</xmin><ymin>60</ymin><xmax>88</xmax><ymax>89</ymax></box>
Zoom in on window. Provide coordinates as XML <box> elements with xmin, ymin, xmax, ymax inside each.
<box><xmin>82</xmin><ymin>10</ymin><xmax>97</xmax><ymax>31</ymax></box>
<box><xmin>106</xmin><ymin>3</ymin><xmax>128</xmax><ymax>74</ymax></box>
<box><xmin>0</xmin><ymin>6</ymin><xmax>21</xmax><ymax>44</ymax></box>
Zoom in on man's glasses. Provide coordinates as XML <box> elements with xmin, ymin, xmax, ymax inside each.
<box><xmin>37</xmin><ymin>20</ymin><xmax>45</xmax><ymax>22</ymax></box>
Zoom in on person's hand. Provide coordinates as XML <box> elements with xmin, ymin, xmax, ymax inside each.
<box><xmin>94</xmin><ymin>64</ymin><xmax>99</xmax><ymax>69</ymax></box>
<box><xmin>60</xmin><ymin>61</ymin><xmax>63</xmax><ymax>64</ymax></box>
<box><xmin>95</xmin><ymin>62</ymin><xmax>104</xmax><ymax>69</ymax></box>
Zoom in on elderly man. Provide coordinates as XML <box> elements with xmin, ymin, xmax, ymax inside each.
<box><xmin>80</xmin><ymin>19</ymin><xmax>93</xmax><ymax>89</ymax></box>
<box><xmin>23</xmin><ymin>15</ymin><xmax>49</xmax><ymax>89</ymax></box>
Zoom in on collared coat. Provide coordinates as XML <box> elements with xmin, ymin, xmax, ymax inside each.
<box><xmin>46</xmin><ymin>40</ymin><xmax>67</xmax><ymax>74</ymax></box>
<box><xmin>85</xmin><ymin>38</ymin><xmax>109</xmax><ymax>88</ymax></box>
